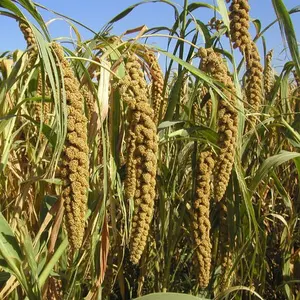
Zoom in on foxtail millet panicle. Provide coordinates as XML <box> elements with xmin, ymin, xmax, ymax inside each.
<box><xmin>120</xmin><ymin>55</ymin><xmax>148</xmax><ymax>200</ymax></box>
<box><xmin>52</xmin><ymin>42</ymin><xmax>89</xmax><ymax>250</ymax></box>
<box><xmin>119</xmin><ymin>54</ymin><xmax>158</xmax><ymax>264</ymax></box>
<box><xmin>19</xmin><ymin>21</ymin><xmax>50</xmax><ymax>133</ymax></box>
<box><xmin>217</xmin><ymin>203</ymin><xmax>234</xmax><ymax>292</ymax></box>
<box><xmin>192</xmin><ymin>150</ymin><xmax>214</xmax><ymax>287</ymax></box>
<box><xmin>228</xmin><ymin>0</ymin><xmax>251</xmax><ymax>52</ymax></box>
<box><xmin>264</xmin><ymin>50</ymin><xmax>275</xmax><ymax>97</ymax></box>
<box><xmin>81</xmin><ymin>85</ymin><xmax>95</xmax><ymax>119</ymax></box>
<box><xmin>228</xmin><ymin>1</ymin><xmax>263</xmax><ymax>127</ymax></box>
<box><xmin>18</xmin><ymin>20</ymin><xmax>38</xmax><ymax>77</ymax></box>
<box><xmin>35</xmin><ymin>73</ymin><xmax>51</xmax><ymax>124</ymax></box>
<box><xmin>246</xmin><ymin>41</ymin><xmax>263</xmax><ymax>107</ymax></box>
<box><xmin>19</xmin><ymin>20</ymin><xmax>38</xmax><ymax>53</ymax></box>
<box><xmin>129</xmin><ymin>101</ymin><xmax>157</xmax><ymax>264</ymax></box>
<box><xmin>198</xmin><ymin>47</ymin><xmax>238</xmax><ymax>202</ymax></box>
<box><xmin>144</xmin><ymin>49</ymin><xmax>165</xmax><ymax>125</ymax></box>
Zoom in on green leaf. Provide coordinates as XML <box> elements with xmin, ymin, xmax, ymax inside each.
<box><xmin>108</xmin><ymin>0</ymin><xmax>179</xmax><ymax>24</ymax></box>
<box><xmin>0</xmin><ymin>213</ymin><xmax>35</xmax><ymax>297</ymax></box>
<box><xmin>164</xmin><ymin>71</ymin><xmax>185</xmax><ymax>121</ymax></box>
<box><xmin>186</xmin><ymin>2</ymin><xmax>217</xmax><ymax>13</ymax></box>
<box><xmin>158</xmin><ymin>120</ymin><xmax>185</xmax><ymax>130</ymax></box>
<box><xmin>215</xmin><ymin>286</ymin><xmax>264</xmax><ymax>300</ymax></box>
<box><xmin>38</xmin><ymin>238</ymin><xmax>68</xmax><ymax>287</ymax></box>
<box><xmin>195</xmin><ymin>20</ymin><xmax>211</xmax><ymax>46</ymax></box>
<box><xmin>0</xmin><ymin>213</ymin><xmax>23</xmax><ymax>265</ymax></box>
<box><xmin>249</xmin><ymin>151</ymin><xmax>300</xmax><ymax>194</ymax></box>
<box><xmin>21</xmin><ymin>114</ymin><xmax>57</xmax><ymax>147</ymax></box>
<box><xmin>154</xmin><ymin>47</ymin><xmax>226</xmax><ymax>99</ymax></box>
<box><xmin>134</xmin><ymin>293</ymin><xmax>210</xmax><ymax>300</ymax></box>
<box><xmin>272</xmin><ymin>0</ymin><xmax>300</xmax><ymax>77</ymax></box>
<box><xmin>17</xmin><ymin>0</ymin><xmax>50</xmax><ymax>39</ymax></box>
<box><xmin>19</xmin><ymin>226</ymin><xmax>41</xmax><ymax>298</ymax></box>
<box><xmin>253</xmin><ymin>19</ymin><xmax>262</xmax><ymax>36</ymax></box>
<box><xmin>217</xmin><ymin>0</ymin><xmax>230</xmax><ymax>28</ymax></box>
<box><xmin>108</xmin><ymin>4</ymin><xmax>138</xmax><ymax>23</ymax></box>
<box><xmin>0</xmin><ymin>0</ymin><xmax>24</xmax><ymax>17</ymax></box>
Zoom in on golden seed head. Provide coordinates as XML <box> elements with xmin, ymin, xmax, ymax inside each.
<box><xmin>52</xmin><ymin>42</ymin><xmax>89</xmax><ymax>250</ymax></box>
<box><xmin>228</xmin><ymin>0</ymin><xmax>251</xmax><ymax>52</ymax></box>
<box><xmin>244</xmin><ymin>41</ymin><xmax>263</xmax><ymax>129</ymax></box>
<box><xmin>199</xmin><ymin>48</ymin><xmax>238</xmax><ymax>201</ymax></box>
<box><xmin>264</xmin><ymin>50</ymin><xmax>275</xmax><ymax>96</ymax></box>
<box><xmin>34</xmin><ymin>75</ymin><xmax>51</xmax><ymax>124</ymax></box>
<box><xmin>216</xmin><ymin>203</ymin><xmax>234</xmax><ymax>293</ymax></box>
<box><xmin>19</xmin><ymin>21</ymin><xmax>37</xmax><ymax>52</ymax></box>
<box><xmin>120</xmin><ymin>53</ymin><xmax>158</xmax><ymax>264</ymax></box>
<box><xmin>144</xmin><ymin>49</ymin><xmax>165</xmax><ymax>125</ymax></box>
<box><xmin>192</xmin><ymin>151</ymin><xmax>214</xmax><ymax>287</ymax></box>
<box><xmin>228</xmin><ymin>0</ymin><xmax>263</xmax><ymax>126</ymax></box>
<box><xmin>81</xmin><ymin>85</ymin><xmax>95</xmax><ymax>118</ymax></box>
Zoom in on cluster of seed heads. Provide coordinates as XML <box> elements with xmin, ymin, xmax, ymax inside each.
<box><xmin>192</xmin><ymin>150</ymin><xmax>214</xmax><ymax>288</ymax></box>
<box><xmin>52</xmin><ymin>43</ymin><xmax>89</xmax><ymax>250</ymax></box>
<box><xmin>198</xmin><ymin>47</ymin><xmax>238</xmax><ymax>202</ymax></box>
<box><xmin>144</xmin><ymin>49</ymin><xmax>165</xmax><ymax>125</ymax></box>
<box><xmin>193</xmin><ymin>47</ymin><xmax>237</xmax><ymax>289</ymax></box>
<box><xmin>119</xmin><ymin>54</ymin><xmax>158</xmax><ymax>264</ymax></box>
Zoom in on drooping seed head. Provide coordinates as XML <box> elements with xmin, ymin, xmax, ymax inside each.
<box><xmin>144</xmin><ymin>49</ymin><xmax>165</xmax><ymax>125</ymax></box>
<box><xmin>119</xmin><ymin>53</ymin><xmax>158</xmax><ymax>264</ymax></box>
<box><xmin>199</xmin><ymin>48</ymin><xmax>238</xmax><ymax>202</ymax></box>
<box><xmin>192</xmin><ymin>150</ymin><xmax>214</xmax><ymax>287</ymax></box>
<box><xmin>52</xmin><ymin>42</ymin><xmax>89</xmax><ymax>250</ymax></box>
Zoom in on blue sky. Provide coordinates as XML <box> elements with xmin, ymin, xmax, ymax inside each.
<box><xmin>1</xmin><ymin>0</ymin><xmax>299</xmax><ymax>69</ymax></box>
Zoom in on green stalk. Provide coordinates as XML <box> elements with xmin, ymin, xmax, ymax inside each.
<box><xmin>38</xmin><ymin>238</ymin><xmax>68</xmax><ymax>287</ymax></box>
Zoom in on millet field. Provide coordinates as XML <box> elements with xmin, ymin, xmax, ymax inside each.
<box><xmin>0</xmin><ymin>0</ymin><xmax>299</xmax><ymax>299</ymax></box>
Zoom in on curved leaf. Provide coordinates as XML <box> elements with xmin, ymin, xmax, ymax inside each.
<box><xmin>249</xmin><ymin>151</ymin><xmax>300</xmax><ymax>194</ymax></box>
